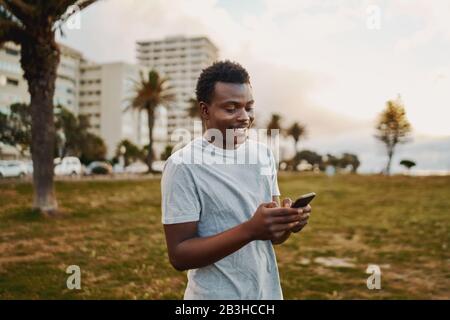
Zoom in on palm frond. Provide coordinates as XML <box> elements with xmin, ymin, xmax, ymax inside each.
<box><xmin>0</xmin><ymin>0</ymin><xmax>34</xmax><ymax>24</ymax></box>
<box><xmin>0</xmin><ymin>19</ymin><xmax>27</xmax><ymax>44</ymax></box>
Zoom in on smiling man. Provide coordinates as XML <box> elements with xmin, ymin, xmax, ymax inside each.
<box><xmin>161</xmin><ymin>60</ymin><xmax>312</xmax><ymax>299</ymax></box>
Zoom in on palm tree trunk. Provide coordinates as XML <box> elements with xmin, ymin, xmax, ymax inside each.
<box><xmin>21</xmin><ymin>34</ymin><xmax>59</xmax><ymax>215</ymax></box>
<box><xmin>146</xmin><ymin>108</ymin><xmax>155</xmax><ymax>173</ymax></box>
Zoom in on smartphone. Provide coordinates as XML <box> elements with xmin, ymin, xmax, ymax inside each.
<box><xmin>291</xmin><ymin>192</ymin><xmax>316</xmax><ymax>208</ymax></box>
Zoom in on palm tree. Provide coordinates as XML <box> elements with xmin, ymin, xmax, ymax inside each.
<box><xmin>287</xmin><ymin>122</ymin><xmax>307</xmax><ymax>152</ymax></box>
<box><xmin>129</xmin><ymin>70</ymin><xmax>174</xmax><ymax>172</ymax></box>
<box><xmin>187</xmin><ymin>97</ymin><xmax>200</xmax><ymax>119</ymax></box>
<box><xmin>266</xmin><ymin>113</ymin><xmax>282</xmax><ymax>136</ymax></box>
<box><xmin>0</xmin><ymin>1</ymin><xmax>98</xmax><ymax>215</ymax></box>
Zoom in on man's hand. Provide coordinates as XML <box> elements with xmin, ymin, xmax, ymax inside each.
<box><xmin>291</xmin><ymin>203</ymin><xmax>311</xmax><ymax>233</ymax></box>
<box><xmin>270</xmin><ymin>198</ymin><xmax>312</xmax><ymax>244</ymax></box>
<box><xmin>244</xmin><ymin>201</ymin><xmax>302</xmax><ymax>241</ymax></box>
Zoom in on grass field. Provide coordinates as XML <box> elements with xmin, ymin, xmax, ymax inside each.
<box><xmin>0</xmin><ymin>173</ymin><xmax>449</xmax><ymax>299</ymax></box>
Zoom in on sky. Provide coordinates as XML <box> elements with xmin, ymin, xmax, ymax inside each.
<box><xmin>58</xmin><ymin>0</ymin><xmax>450</xmax><ymax>139</ymax></box>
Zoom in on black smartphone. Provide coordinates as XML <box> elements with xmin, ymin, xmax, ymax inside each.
<box><xmin>291</xmin><ymin>192</ymin><xmax>316</xmax><ymax>208</ymax></box>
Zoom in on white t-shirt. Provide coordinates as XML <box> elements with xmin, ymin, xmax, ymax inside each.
<box><xmin>161</xmin><ymin>136</ymin><xmax>283</xmax><ymax>299</ymax></box>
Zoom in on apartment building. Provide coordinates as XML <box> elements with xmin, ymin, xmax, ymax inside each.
<box><xmin>136</xmin><ymin>35</ymin><xmax>218</xmax><ymax>141</ymax></box>
<box><xmin>79</xmin><ymin>61</ymin><xmax>167</xmax><ymax>159</ymax></box>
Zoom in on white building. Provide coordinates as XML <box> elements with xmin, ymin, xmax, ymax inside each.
<box><xmin>136</xmin><ymin>35</ymin><xmax>218</xmax><ymax>140</ymax></box>
<box><xmin>1</xmin><ymin>42</ymin><xmax>168</xmax><ymax>160</ymax></box>
<box><xmin>0</xmin><ymin>42</ymin><xmax>29</xmax><ymax>113</ymax></box>
<box><xmin>55</xmin><ymin>43</ymin><xmax>83</xmax><ymax>114</ymax></box>
<box><xmin>0</xmin><ymin>42</ymin><xmax>82</xmax><ymax>115</ymax></box>
<box><xmin>79</xmin><ymin>61</ymin><xmax>168</xmax><ymax>159</ymax></box>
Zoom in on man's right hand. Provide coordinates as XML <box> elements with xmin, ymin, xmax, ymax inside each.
<box><xmin>244</xmin><ymin>202</ymin><xmax>303</xmax><ymax>241</ymax></box>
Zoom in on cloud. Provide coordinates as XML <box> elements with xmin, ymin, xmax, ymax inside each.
<box><xmin>58</xmin><ymin>0</ymin><xmax>450</xmax><ymax>137</ymax></box>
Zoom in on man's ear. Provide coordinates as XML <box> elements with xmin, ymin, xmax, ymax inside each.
<box><xmin>200</xmin><ymin>102</ymin><xmax>209</xmax><ymax>120</ymax></box>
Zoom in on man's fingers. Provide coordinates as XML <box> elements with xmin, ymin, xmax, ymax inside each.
<box><xmin>282</xmin><ymin>198</ymin><xmax>293</xmax><ymax>208</ymax></box>
<box><xmin>261</xmin><ymin>201</ymin><xmax>278</xmax><ymax>209</ymax></box>
<box><xmin>291</xmin><ymin>221</ymin><xmax>308</xmax><ymax>233</ymax></box>
<box><xmin>268</xmin><ymin>207</ymin><xmax>302</xmax><ymax>216</ymax></box>
<box><xmin>271</xmin><ymin>221</ymin><xmax>300</xmax><ymax>232</ymax></box>
<box><xmin>301</xmin><ymin>204</ymin><xmax>312</xmax><ymax>213</ymax></box>
<box><xmin>272</xmin><ymin>214</ymin><xmax>301</xmax><ymax>224</ymax></box>
<box><xmin>299</xmin><ymin>212</ymin><xmax>310</xmax><ymax>222</ymax></box>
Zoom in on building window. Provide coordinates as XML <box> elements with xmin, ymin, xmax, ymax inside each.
<box><xmin>6</xmin><ymin>78</ymin><xmax>19</xmax><ymax>86</ymax></box>
<box><xmin>5</xmin><ymin>47</ymin><xmax>19</xmax><ymax>56</ymax></box>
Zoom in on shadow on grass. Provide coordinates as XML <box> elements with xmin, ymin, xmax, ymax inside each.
<box><xmin>2</xmin><ymin>208</ymin><xmax>46</xmax><ymax>223</ymax></box>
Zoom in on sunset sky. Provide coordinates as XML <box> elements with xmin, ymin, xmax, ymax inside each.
<box><xmin>59</xmin><ymin>0</ymin><xmax>450</xmax><ymax>139</ymax></box>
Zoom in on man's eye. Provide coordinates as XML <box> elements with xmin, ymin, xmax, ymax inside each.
<box><xmin>225</xmin><ymin>108</ymin><xmax>235</xmax><ymax>113</ymax></box>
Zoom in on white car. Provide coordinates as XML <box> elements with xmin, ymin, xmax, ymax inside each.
<box><xmin>54</xmin><ymin>157</ymin><xmax>82</xmax><ymax>176</ymax></box>
<box><xmin>125</xmin><ymin>162</ymin><xmax>149</xmax><ymax>174</ymax></box>
<box><xmin>24</xmin><ymin>160</ymin><xmax>33</xmax><ymax>175</ymax></box>
<box><xmin>151</xmin><ymin>160</ymin><xmax>166</xmax><ymax>173</ymax></box>
<box><xmin>0</xmin><ymin>160</ymin><xmax>27</xmax><ymax>178</ymax></box>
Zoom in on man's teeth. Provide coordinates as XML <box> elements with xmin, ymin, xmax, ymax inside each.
<box><xmin>234</xmin><ymin>128</ymin><xmax>247</xmax><ymax>134</ymax></box>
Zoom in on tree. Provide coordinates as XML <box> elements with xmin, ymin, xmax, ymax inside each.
<box><xmin>187</xmin><ymin>97</ymin><xmax>200</xmax><ymax>119</ymax></box>
<box><xmin>115</xmin><ymin>139</ymin><xmax>145</xmax><ymax>167</ymax></box>
<box><xmin>267</xmin><ymin>113</ymin><xmax>282</xmax><ymax>136</ymax></box>
<box><xmin>161</xmin><ymin>145</ymin><xmax>173</xmax><ymax>161</ymax></box>
<box><xmin>79</xmin><ymin>133</ymin><xmax>107</xmax><ymax>165</ymax></box>
<box><xmin>325</xmin><ymin>153</ymin><xmax>340</xmax><ymax>171</ymax></box>
<box><xmin>0</xmin><ymin>103</ymin><xmax>31</xmax><ymax>155</ymax></box>
<box><xmin>400</xmin><ymin>159</ymin><xmax>416</xmax><ymax>173</ymax></box>
<box><xmin>287</xmin><ymin>122</ymin><xmax>307</xmax><ymax>152</ymax></box>
<box><xmin>129</xmin><ymin>70</ymin><xmax>174</xmax><ymax>172</ymax></box>
<box><xmin>0</xmin><ymin>0</ymin><xmax>99</xmax><ymax>215</ymax></box>
<box><xmin>292</xmin><ymin>150</ymin><xmax>323</xmax><ymax>171</ymax></box>
<box><xmin>339</xmin><ymin>153</ymin><xmax>361</xmax><ymax>173</ymax></box>
<box><xmin>54</xmin><ymin>105</ymin><xmax>89</xmax><ymax>157</ymax></box>
<box><xmin>54</xmin><ymin>105</ymin><xmax>106</xmax><ymax>164</ymax></box>
<box><xmin>375</xmin><ymin>96</ymin><xmax>412</xmax><ymax>175</ymax></box>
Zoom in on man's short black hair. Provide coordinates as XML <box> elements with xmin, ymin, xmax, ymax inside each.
<box><xmin>196</xmin><ymin>60</ymin><xmax>250</xmax><ymax>104</ymax></box>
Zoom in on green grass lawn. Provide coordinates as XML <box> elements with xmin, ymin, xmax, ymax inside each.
<box><xmin>0</xmin><ymin>173</ymin><xmax>449</xmax><ymax>299</ymax></box>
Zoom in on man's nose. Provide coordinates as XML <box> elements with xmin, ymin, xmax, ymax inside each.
<box><xmin>236</xmin><ymin>108</ymin><xmax>251</xmax><ymax>122</ymax></box>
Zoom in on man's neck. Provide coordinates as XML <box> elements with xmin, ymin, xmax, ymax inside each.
<box><xmin>203</xmin><ymin>134</ymin><xmax>241</xmax><ymax>150</ymax></box>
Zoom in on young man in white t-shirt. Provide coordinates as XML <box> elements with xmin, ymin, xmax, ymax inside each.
<box><xmin>161</xmin><ymin>60</ymin><xmax>312</xmax><ymax>299</ymax></box>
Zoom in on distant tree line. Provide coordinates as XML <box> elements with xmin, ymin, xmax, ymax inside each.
<box><xmin>0</xmin><ymin>103</ymin><xmax>107</xmax><ymax>165</ymax></box>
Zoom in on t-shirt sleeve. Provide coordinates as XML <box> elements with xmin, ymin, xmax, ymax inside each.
<box><xmin>161</xmin><ymin>159</ymin><xmax>201</xmax><ymax>224</ymax></box>
<box><xmin>269</xmin><ymin>149</ymin><xmax>281</xmax><ymax>197</ymax></box>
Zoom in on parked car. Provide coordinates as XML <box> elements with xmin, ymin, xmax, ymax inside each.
<box><xmin>54</xmin><ymin>157</ymin><xmax>82</xmax><ymax>176</ymax></box>
<box><xmin>151</xmin><ymin>160</ymin><xmax>166</xmax><ymax>173</ymax></box>
<box><xmin>0</xmin><ymin>160</ymin><xmax>27</xmax><ymax>178</ymax></box>
<box><xmin>113</xmin><ymin>163</ymin><xmax>125</xmax><ymax>173</ymax></box>
<box><xmin>125</xmin><ymin>161</ymin><xmax>149</xmax><ymax>174</ymax></box>
<box><xmin>24</xmin><ymin>160</ymin><xmax>33</xmax><ymax>175</ymax></box>
<box><xmin>85</xmin><ymin>161</ymin><xmax>113</xmax><ymax>175</ymax></box>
